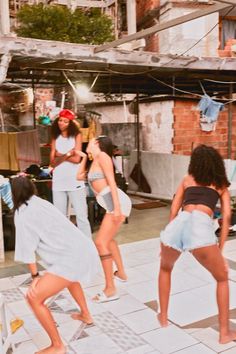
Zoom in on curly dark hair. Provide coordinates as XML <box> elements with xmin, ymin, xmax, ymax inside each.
<box><xmin>51</xmin><ymin>118</ymin><xmax>80</xmax><ymax>139</ymax></box>
<box><xmin>96</xmin><ymin>136</ymin><xmax>113</xmax><ymax>158</ymax></box>
<box><xmin>188</xmin><ymin>145</ymin><xmax>230</xmax><ymax>189</ymax></box>
<box><xmin>11</xmin><ymin>176</ymin><xmax>37</xmax><ymax>211</ymax></box>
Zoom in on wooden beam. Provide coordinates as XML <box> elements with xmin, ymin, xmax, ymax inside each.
<box><xmin>94</xmin><ymin>2</ymin><xmax>232</xmax><ymax>53</ymax></box>
<box><xmin>215</xmin><ymin>0</ymin><xmax>236</xmax><ymax>5</ymax></box>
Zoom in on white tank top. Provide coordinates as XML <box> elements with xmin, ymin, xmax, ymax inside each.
<box><xmin>52</xmin><ymin>135</ymin><xmax>84</xmax><ymax>191</ymax></box>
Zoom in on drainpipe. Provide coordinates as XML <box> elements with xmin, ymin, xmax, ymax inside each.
<box><xmin>0</xmin><ymin>0</ymin><xmax>10</xmax><ymax>35</ymax></box>
<box><xmin>0</xmin><ymin>53</ymin><xmax>12</xmax><ymax>84</ymax></box>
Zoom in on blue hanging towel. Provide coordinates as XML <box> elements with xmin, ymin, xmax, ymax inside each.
<box><xmin>0</xmin><ymin>181</ymin><xmax>13</xmax><ymax>209</ymax></box>
<box><xmin>198</xmin><ymin>95</ymin><xmax>224</xmax><ymax>123</ymax></box>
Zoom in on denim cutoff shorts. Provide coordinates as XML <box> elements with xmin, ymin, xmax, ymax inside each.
<box><xmin>160</xmin><ymin>210</ymin><xmax>218</xmax><ymax>252</ymax></box>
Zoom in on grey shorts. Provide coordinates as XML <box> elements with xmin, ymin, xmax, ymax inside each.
<box><xmin>160</xmin><ymin>210</ymin><xmax>218</xmax><ymax>252</ymax></box>
<box><xmin>96</xmin><ymin>186</ymin><xmax>132</xmax><ymax>217</ymax></box>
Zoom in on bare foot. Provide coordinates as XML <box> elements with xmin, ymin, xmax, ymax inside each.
<box><xmin>71</xmin><ymin>312</ymin><xmax>93</xmax><ymax>325</ymax></box>
<box><xmin>157</xmin><ymin>313</ymin><xmax>168</xmax><ymax>327</ymax></box>
<box><xmin>35</xmin><ymin>344</ymin><xmax>66</xmax><ymax>354</ymax></box>
<box><xmin>114</xmin><ymin>270</ymin><xmax>127</xmax><ymax>281</ymax></box>
<box><xmin>219</xmin><ymin>330</ymin><xmax>236</xmax><ymax>344</ymax></box>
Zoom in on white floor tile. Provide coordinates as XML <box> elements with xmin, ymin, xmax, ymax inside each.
<box><xmin>123</xmin><ymin>280</ymin><xmax>157</xmax><ymax>303</ymax></box>
<box><xmin>192</xmin><ymin>328</ymin><xmax>236</xmax><ymax>352</ymax></box>
<box><xmin>8</xmin><ymin>300</ymin><xmax>32</xmax><ymax>317</ymax></box>
<box><xmin>141</xmin><ymin>325</ymin><xmax>198</xmax><ymax>354</ymax></box>
<box><xmin>101</xmin><ymin>294</ymin><xmax>146</xmax><ymax>316</ymax></box>
<box><xmin>3</xmin><ymin>238</ymin><xmax>236</xmax><ymax>353</ymax></box>
<box><xmin>120</xmin><ymin>308</ymin><xmax>161</xmax><ymax>334</ymax></box>
<box><xmin>0</xmin><ymin>277</ymin><xmax>16</xmax><ymax>290</ymax></box>
<box><xmin>174</xmin><ymin>342</ymin><xmax>216</xmax><ymax>353</ymax></box>
<box><xmin>168</xmin><ymin>289</ymin><xmax>217</xmax><ymax>326</ymax></box>
<box><xmin>123</xmin><ymin>344</ymin><xmax>157</xmax><ymax>354</ymax></box>
<box><xmin>70</xmin><ymin>333</ymin><xmax>123</xmax><ymax>354</ymax></box>
<box><xmin>134</xmin><ymin>262</ymin><xmax>159</xmax><ymax>281</ymax></box>
<box><xmin>13</xmin><ymin>340</ymin><xmax>38</xmax><ymax>354</ymax></box>
<box><xmin>170</xmin><ymin>271</ymin><xmax>208</xmax><ymax>295</ymax></box>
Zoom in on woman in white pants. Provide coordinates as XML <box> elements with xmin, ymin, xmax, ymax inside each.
<box><xmin>50</xmin><ymin>109</ymin><xmax>91</xmax><ymax>238</ymax></box>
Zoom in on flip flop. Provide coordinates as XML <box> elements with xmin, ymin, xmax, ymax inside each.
<box><xmin>92</xmin><ymin>291</ymin><xmax>120</xmax><ymax>303</ymax></box>
<box><xmin>114</xmin><ymin>270</ymin><xmax>127</xmax><ymax>283</ymax></box>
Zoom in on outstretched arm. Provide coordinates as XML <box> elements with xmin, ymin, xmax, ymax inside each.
<box><xmin>76</xmin><ymin>151</ymin><xmax>88</xmax><ymax>180</ymax></box>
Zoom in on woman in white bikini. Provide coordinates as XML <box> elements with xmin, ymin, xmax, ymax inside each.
<box><xmin>77</xmin><ymin>136</ymin><xmax>132</xmax><ymax>303</ymax></box>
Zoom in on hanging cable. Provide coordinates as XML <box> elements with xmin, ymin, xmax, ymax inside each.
<box><xmin>160</xmin><ymin>5</ymin><xmax>235</xmax><ymax>67</ymax></box>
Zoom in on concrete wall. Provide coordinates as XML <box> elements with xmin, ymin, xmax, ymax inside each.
<box><xmin>128</xmin><ymin>151</ymin><xmax>236</xmax><ymax>200</ymax></box>
<box><xmin>90</xmin><ymin>100</ymin><xmax>174</xmax><ymax>153</ymax></box>
<box><xmin>139</xmin><ymin>100</ymin><xmax>174</xmax><ymax>153</ymax></box>
<box><xmin>128</xmin><ymin>150</ymin><xmax>190</xmax><ymax>199</ymax></box>
<box><xmin>159</xmin><ymin>6</ymin><xmax>219</xmax><ymax>57</ymax></box>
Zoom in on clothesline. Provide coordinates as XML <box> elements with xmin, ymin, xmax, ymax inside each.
<box><xmin>148</xmin><ymin>75</ymin><xmax>236</xmax><ymax>105</ymax></box>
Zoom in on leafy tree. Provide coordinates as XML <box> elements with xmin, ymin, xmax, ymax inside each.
<box><xmin>16</xmin><ymin>4</ymin><xmax>115</xmax><ymax>44</ymax></box>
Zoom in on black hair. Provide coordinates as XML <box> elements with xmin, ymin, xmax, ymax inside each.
<box><xmin>51</xmin><ymin>117</ymin><xmax>80</xmax><ymax>139</ymax></box>
<box><xmin>96</xmin><ymin>136</ymin><xmax>113</xmax><ymax>158</ymax></box>
<box><xmin>188</xmin><ymin>144</ymin><xmax>230</xmax><ymax>189</ymax></box>
<box><xmin>11</xmin><ymin>176</ymin><xmax>37</xmax><ymax>211</ymax></box>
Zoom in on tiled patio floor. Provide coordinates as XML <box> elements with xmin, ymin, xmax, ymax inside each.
<box><xmin>2</xmin><ymin>236</ymin><xmax>236</xmax><ymax>353</ymax></box>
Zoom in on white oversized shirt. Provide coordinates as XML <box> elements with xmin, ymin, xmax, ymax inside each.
<box><xmin>52</xmin><ymin>135</ymin><xmax>84</xmax><ymax>191</ymax></box>
<box><xmin>14</xmin><ymin>195</ymin><xmax>99</xmax><ymax>282</ymax></box>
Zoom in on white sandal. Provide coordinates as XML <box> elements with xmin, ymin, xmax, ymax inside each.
<box><xmin>92</xmin><ymin>291</ymin><xmax>120</xmax><ymax>303</ymax></box>
<box><xmin>114</xmin><ymin>270</ymin><xmax>127</xmax><ymax>283</ymax></box>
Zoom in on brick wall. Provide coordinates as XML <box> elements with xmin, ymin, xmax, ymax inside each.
<box><xmin>218</xmin><ymin>39</ymin><xmax>236</xmax><ymax>58</ymax></box>
<box><xmin>136</xmin><ymin>0</ymin><xmax>160</xmax><ymax>52</ymax></box>
<box><xmin>172</xmin><ymin>100</ymin><xmax>236</xmax><ymax>158</ymax></box>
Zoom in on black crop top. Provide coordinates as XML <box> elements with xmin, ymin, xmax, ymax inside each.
<box><xmin>183</xmin><ymin>186</ymin><xmax>220</xmax><ymax>211</ymax></box>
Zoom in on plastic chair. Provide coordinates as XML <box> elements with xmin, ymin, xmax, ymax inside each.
<box><xmin>0</xmin><ymin>294</ymin><xmax>15</xmax><ymax>353</ymax></box>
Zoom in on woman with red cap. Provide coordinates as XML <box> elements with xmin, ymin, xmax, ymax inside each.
<box><xmin>50</xmin><ymin>109</ymin><xmax>91</xmax><ymax>238</ymax></box>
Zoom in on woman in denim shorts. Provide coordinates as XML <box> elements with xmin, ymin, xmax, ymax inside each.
<box><xmin>158</xmin><ymin>144</ymin><xmax>236</xmax><ymax>344</ymax></box>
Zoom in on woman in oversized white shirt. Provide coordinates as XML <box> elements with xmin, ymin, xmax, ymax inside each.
<box><xmin>12</xmin><ymin>176</ymin><xmax>99</xmax><ymax>354</ymax></box>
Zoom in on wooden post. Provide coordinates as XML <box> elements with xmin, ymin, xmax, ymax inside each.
<box><xmin>227</xmin><ymin>83</ymin><xmax>233</xmax><ymax>159</ymax></box>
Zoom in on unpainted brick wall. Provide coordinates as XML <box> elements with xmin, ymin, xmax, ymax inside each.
<box><xmin>136</xmin><ymin>0</ymin><xmax>160</xmax><ymax>52</ymax></box>
<box><xmin>172</xmin><ymin>100</ymin><xmax>236</xmax><ymax>159</ymax></box>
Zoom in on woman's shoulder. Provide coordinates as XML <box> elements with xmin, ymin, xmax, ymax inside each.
<box><xmin>182</xmin><ymin>174</ymin><xmax>194</xmax><ymax>187</ymax></box>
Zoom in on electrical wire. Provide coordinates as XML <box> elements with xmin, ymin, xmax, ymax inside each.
<box><xmin>204</xmin><ymin>79</ymin><xmax>236</xmax><ymax>84</ymax></box>
<box><xmin>160</xmin><ymin>5</ymin><xmax>235</xmax><ymax>67</ymax></box>
<box><xmin>148</xmin><ymin>74</ymin><xmax>236</xmax><ymax>104</ymax></box>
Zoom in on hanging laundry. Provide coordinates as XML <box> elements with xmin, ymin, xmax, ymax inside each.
<box><xmin>198</xmin><ymin>95</ymin><xmax>224</xmax><ymax>123</ymax></box>
<box><xmin>0</xmin><ymin>178</ymin><xmax>13</xmax><ymax>210</ymax></box>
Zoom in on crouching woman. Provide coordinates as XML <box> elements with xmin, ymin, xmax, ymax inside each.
<box><xmin>12</xmin><ymin>176</ymin><xmax>99</xmax><ymax>354</ymax></box>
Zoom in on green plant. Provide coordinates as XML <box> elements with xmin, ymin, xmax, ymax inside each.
<box><xmin>15</xmin><ymin>4</ymin><xmax>115</xmax><ymax>45</ymax></box>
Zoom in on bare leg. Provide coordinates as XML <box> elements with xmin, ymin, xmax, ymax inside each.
<box><xmin>94</xmin><ymin>214</ymin><xmax>124</xmax><ymax>298</ymax></box>
<box><xmin>68</xmin><ymin>282</ymin><xmax>93</xmax><ymax>324</ymax></box>
<box><xmin>192</xmin><ymin>245</ymin><xmax>236</xmax><ymax>344</ymax></box>
<box><xmin>110</xmin><ymin>236</ymin><xmax>127</xmax><ymax>281</ymax></box>
<box><xmin>158</xmin><ymin>244</ymin><xmax>181</xmax><ymax>327</ymax></box>
<box><xmin>26</xmin><ymin>273</ymin><xmax>70</xmax><ymax>354</ymax></box>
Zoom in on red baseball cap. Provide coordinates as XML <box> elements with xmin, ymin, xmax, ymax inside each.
<box><xmin>59</xmin><ymin>109</ymin><xmax>75</xmax><ymax>120</ymax></box>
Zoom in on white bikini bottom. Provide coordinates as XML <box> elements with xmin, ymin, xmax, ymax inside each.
<box><xmin>96</xmin><ymin>186</ymin><xmax>132</xmax><ymax>217</ymax></box>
